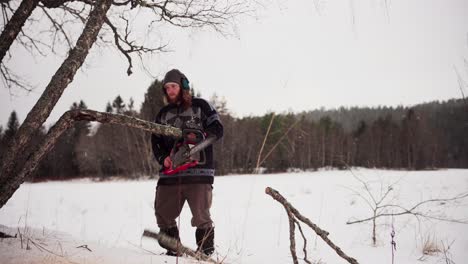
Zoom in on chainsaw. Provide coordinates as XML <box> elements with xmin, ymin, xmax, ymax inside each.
<box><xmin>163</xmin><ymin>128</ymin><xmax>216</xmax><ymax>175</ymax></box>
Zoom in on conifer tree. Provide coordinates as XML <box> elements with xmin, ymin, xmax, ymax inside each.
<box><xmin>112</xmin><ymin>95</ymin><xmax>126</xmax><ymax>114</ymax></box>
<box><xmin>105</xmin><ymin>102</ymin><xmax>113</xmax><ymax>113</ymax></box>
<box><xmin>3</xmin><ymin>111</ymin><xmax>19</xmax><ymax>142</ymax></box>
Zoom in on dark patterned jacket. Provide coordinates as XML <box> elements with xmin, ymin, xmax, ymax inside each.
<box><xmin>151</xmin><ymin>97</ymin><xmax>223</xmax><ymax>185</ymax></box>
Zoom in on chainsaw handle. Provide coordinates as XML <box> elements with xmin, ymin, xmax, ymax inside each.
<box><xmin>163</xmin><ymin>160</ymin><xmax>199</xmax><ymax>175</ymax></box>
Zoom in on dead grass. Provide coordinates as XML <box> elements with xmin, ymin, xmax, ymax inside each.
<box><xmin>421</xmin><ymin>233</ymin><xmax>441</xmax><ymax>256</ymax></box>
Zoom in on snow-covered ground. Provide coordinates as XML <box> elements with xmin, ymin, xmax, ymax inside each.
<box><xmin>1</xmin><ymin>169</ymin><xmax>468</xmax><ymax>264</ymax></box>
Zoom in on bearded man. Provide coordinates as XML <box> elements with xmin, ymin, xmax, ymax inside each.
<box><xmin>151</xmin><ymin>69</ymin><xmax>223</xmax><ymax>256</ymax></box>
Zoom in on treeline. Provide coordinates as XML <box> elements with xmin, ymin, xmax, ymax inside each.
<box><xmin>0</xmin><ymin>80</ymin><xmax>467</xmax><ymax>180</ymax></box>
<box><xmin>217</xmin><ymin>100</ymin><xmax>468</xmax><ymax>174</ymax></box>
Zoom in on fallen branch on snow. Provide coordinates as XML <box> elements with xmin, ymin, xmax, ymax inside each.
<box><xmin>142</xmin><ymin>229</ymin><xmax>219</xmax><ymax>263</ymax></box>
<box><xmin>265</xmin><ymin>187</ymin><xmax>359</xmax><ymax>264</ymax></box>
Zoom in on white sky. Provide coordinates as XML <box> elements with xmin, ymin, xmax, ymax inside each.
<box><xmin>1</xmin><ymin>0</ymin><xmax>468</xmax><ymax>127</ymax></box>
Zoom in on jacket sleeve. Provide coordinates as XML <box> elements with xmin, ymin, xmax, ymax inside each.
<box><xmin>200</xmin><ymin>99</ymin><xmax>224</xmax><ymax>139</ymax></box>
<box><xmin>151</xmin><ymin>111</ymin><xmax>170</xmax><ymax>166</ymax></box>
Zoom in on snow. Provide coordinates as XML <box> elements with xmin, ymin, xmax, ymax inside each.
<box><xmin>1</xmin><ymin>169</ymin><xmax>468</xmax><ymax>264</ymax></box>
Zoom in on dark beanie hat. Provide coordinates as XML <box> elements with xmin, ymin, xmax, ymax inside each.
<box><xmin>162</xmin><ymin>69</ymin><xmax>190</xmax><ymax>90</ymax></box>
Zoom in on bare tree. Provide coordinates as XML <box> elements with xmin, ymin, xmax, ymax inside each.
<box><xmin>0</xmin><ymin>0</ymin><xmax>253</xmax><ymax>208</ymax></box>
<box><xmin>344</xmin><ymin>167</ymin><xmax>468</xmax><ymax>245</ymax></box>
<box><xmin>341</xmin><ymin>167</ymin><xmax>402</xmax><ymax>245</ymax></box>
<box><xmin>0</xmin><ymin>0</ymin><xmax>114</xmax><ymax>207</ymax></box>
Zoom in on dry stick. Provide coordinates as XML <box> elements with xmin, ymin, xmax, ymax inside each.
<box><xmin>453</xmin><ymin>65</ymin><xmax>467</xmax><ymax>106</ymax></box>
<box><xmin>285</xmin><ymin>209</ymin><xmax>299</xmax><ymax>264</ymax></box>
<box><xmin>265</xmin><ymin>187</ymin><xmax>359</xmax><ymax>264</ymax></box>
<box><xmin>293</xmin><ymin>218</ymin><xmax>312</xmax><ymax>264</ymax></box>
<box><xmin>441</xmin><ymin>240</ymin><xmax>455</xmax><ymax>264</ymax></box>
<box><xmin>142</xmin><ymin>230</ymin><xmax>218</xmax><ymax>264</ymax></box>
<box><xmin>258</xmin><ymin>119</ymin><xmax>300</xmax><ymax>167</ymax></box>
<box><xmin>255</xmin><ymin>113</ymin><xmax>275</xmax><ymax>172</ymax></box>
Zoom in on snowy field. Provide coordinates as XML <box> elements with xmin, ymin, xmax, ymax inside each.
<box><xmin>1</xmin><ymin>169</ymin><xmax>468</xmax><ymax>264</ymax></box>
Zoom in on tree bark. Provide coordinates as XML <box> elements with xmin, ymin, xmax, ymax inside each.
<box><xmin>0</xmin><ymin>109</ymin><xmax>181</xmax><ymax>208</ymax></box>
<box><xmin>0</xmin><ymin>0</ymin><xmax>113</xmax><ymax>208</ymax></box>
<box><xmin>0</xmin><ymin>0</ymin><xmax>40</xmax><ymax>63</ymax></box>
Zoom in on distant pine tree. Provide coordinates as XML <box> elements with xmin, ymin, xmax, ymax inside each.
<box><xmin>112</xmin><ymin>95</ymin><xmax>126</xmax><ymax>114</ymax></box>
<box><xmin>105</xmin><ymin>102</ymin><xmax>113</xmax><ymax>113</ymax></box>
<box><xmin>4</xmin><ymin>111</ymin><xmax>19</xmax><ymax>142</ymax></box>
<box><xmin>140</xmin><ymin>79</ymin><xmax>165</xmax><ymax>121</ymax></box>
<box><xmin>78</xmin><ymin>100</ymin><xmax>87</xmax><ymax>110</ymax></box>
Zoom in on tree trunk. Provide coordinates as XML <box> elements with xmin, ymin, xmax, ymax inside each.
<box><xmin>0</xmin><ymin>0</ymin><xmax>113</xmax><ymax>209</ymax></box>
<box><xmin>0</xmin><ymin>0</ymin><xmax>40</xmax><ymax>63</ymax></box>
<box><xmin>0</xmin><ymin>109</ymin><xmax>182</xmax><ymax>208</ymax></box>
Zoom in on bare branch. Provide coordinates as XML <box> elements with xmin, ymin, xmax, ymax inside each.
<box><xmin>259</xmin><ymin>118</ymin><xmax>300</xmax><ymax>167</ymax></box>
<box><xmin>104</xmin><ymin>15</ymin><xmax>167</xmax><ymax>75</ymax></box>
<box><xmin>1</xmin><ymin>0</ymin><xmax>250</xmax><ymax>89</ymax></box>
<box><xmin>347</xmin><ymin>192</ymin><xmax>468</xmax><ymax>225</ymax></box>
<box><xmin>287</xmin><ymin>209</ymin><xmax>299</xmax><ymax>264</ymax></box>
<box><xmin>266</xmin><ymin>187</ymin><xmax>359</xmax><ymax>264</ymax></box>
<box><xmin>1</xmin><ymin>1</ymin><xmax>15</xmax><ymax>25</ymax></box>
<box><xmin>255</xmin><ymin>113</ymin><xmax>275</xmax><ymax>172</ymax></box>
<box><xmin>40</xmin><ymin>6</ymin><xmax>73</xmax><ymax>49</ymax></box>
<box><xmin>135</xmin><ymin>0</ymin><xmax>251</xmax><ymax>33</ymax></box>
<box><xmin>339</xmin><ymin>184</ymin><xmax>375</xmax><ymax>211</ymax></box>
<box><xmin>454</xmin><ymin>65</ymin><xmax>467</xmax><ymax>106</ymax></box>
<box><xmin>17</xmin><ymin>27</ymin><xmax>51</xmax><ymax>56</ymax></box>
<box><xmin>0</xmin><ymin>0</ymin><xmax>40</xmax><ymax>63</ymax></box>
<box><xmin>0</xmin><ymin>62</ymin><xmax>33</xmax><ymax>92</ymax></box>
<box><xmin>294</xmin><ymin>218</ymin><xmax>312</xmax><ymax>264</ymax></box>
<box><xmin>61</xmin><ymin>3</ymin><xmax>88</xmax><ymax>23</ymax></box>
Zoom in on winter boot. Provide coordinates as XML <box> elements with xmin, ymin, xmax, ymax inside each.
<box><xmin>195</xmin><ymin>227</ymin><xmax>215</xmax><ymax>256</ymax></box>
<box><xmin>159</xmin><ymin>226</ymin><xmax>182</xmax><ymax>256</ymax></box>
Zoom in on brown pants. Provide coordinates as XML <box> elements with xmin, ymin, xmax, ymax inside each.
<box><xmin>154</xmin><ymin>183</ymin><xmax>213</xmax><ymax>229</ymax></box>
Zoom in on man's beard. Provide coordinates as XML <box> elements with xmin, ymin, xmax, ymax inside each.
<box><xmin>167</xmin><ymin>92</ymin><xmax>182</xmax><ymax>104</ymax></box>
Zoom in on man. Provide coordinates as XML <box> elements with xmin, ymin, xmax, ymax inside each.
<box><xmin>151</xmin><ymin>69</ymin><xmax>223</xmax><ymax>256</ymax></box>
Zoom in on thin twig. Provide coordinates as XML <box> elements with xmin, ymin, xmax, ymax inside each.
<box><xmin>294</xmin><ymin>218</ymin><xmax>312</xmax><ymax>264</ymax></box>
<box><xmin>454</xmin><ymin>65</ymin><xmax>467</xmax><ymax>106</ymax></box>
<box><xmin>255</xmin><ymin>113</ymin><xmax>275</xmax><ymax>172</ymax></box>
<box><xmin>259</xmin><ymin>118</ymin><xmax>301</xmax><ymax>167</ymax></box>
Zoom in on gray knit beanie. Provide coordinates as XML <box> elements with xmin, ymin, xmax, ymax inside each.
<box><xmin>162</xmin><ymin>69</ymin><xmax>190</xmax><ymax>90</ymax></box>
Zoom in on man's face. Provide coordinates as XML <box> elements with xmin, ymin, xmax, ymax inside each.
<box><xmin>164</xmin><ymin>82</ymin><xmax>181</xmax><ymax>103</ymax></box>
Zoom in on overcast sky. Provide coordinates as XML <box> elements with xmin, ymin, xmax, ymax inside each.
<box><xmin>1</xmin><ymin>0</ymin><xmax>467</xmax><ymax>127</ymax></box>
